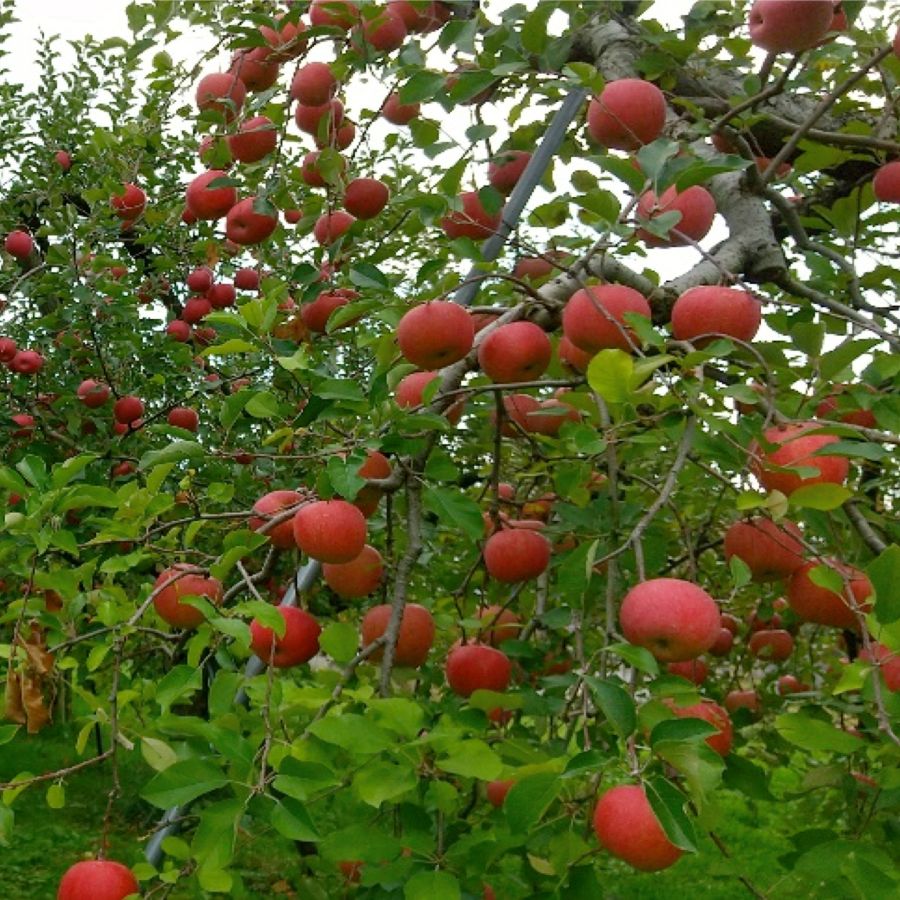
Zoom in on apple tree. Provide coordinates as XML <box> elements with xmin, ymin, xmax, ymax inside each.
<box><xmin>1</xmin><ymin>0</ymin><xmax>900</xmax><ymax>897</ymax></box>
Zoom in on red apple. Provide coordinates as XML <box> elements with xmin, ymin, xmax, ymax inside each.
<box><xmin>57</xmin><ymin>859</ymin><xmax>139</xmax><ymax>900</ymax></box>
<box><xmin>343</xmin><ymin>177</ymin><xmax>390</xmax><ymax>219</ymax></box>
<box><xmin>354</xmin><ymin>450</ymin><xmax>391</xmax><ymax>517</ymax></box>
<box><xmin>250</xmin><ymin>489</ymin><xmax>303</xmax><ymax>549</ymax></box>
<box><xmin>723</xmin><ymin>517</ymin><xmax>805</xmax><ymax>582</ymax></box>
<box><xmin>815</xmin><ymin>385</ymin><xmax>878</xmax><ymax>428</ymax></box>
<box><xmin>751</xmin><ymin>421</ymin><xmax>849</xmax><ymax>496</ymax></box>
<box><xmin>55</xmin><ymin>150</ymin><xmax>72</xmax><ymax>170</ymax></box>
<box><xmin>488</xmin><ymin>150</ymin><xmax>531</xmax><ymax>194</ymax></box>
<box><xmin>207</xmin><ymin>282</ymin><xmax>236</xmax><ymax>309</ymax></box>
<box><xmin>859</xmin><ymin>643</ymin><xmax>900</xmax><ymax>692</ymax></box>
<box><xmin>445</xmin><ymin>643</ymin><xmax>512</xmax><ymax>696</ymax></box>
<box><xmin>76</xmin><ymin>379</ymin><xmax>110</xmax><ymax>408</ymax></box>
<box><xmin>670</xmin><ymin>699</ymin><xmax>733</xmax><ymax>755</ymax></box>
<box><xmin>314</xmin><ymin>119</ymin><xmax>356</xmax><ymax>151</ymax></box>
<box><xmin>477</xmin><ymin>605</ymin><xmax>521</xmax><ymax>646</ymax></box>
<box><xmin>260</xmin><ymin>14</ymin><xmax>308</xmax><ymax>59</ymax></box>
<box><xmin>558</xmin><ymin>336</ymin><xmax>592</xmax><ymax>373</ymax></box>
<box><xmin>776</xmin><ymin>674</ymin><xmax>809</xmax><ymax>695</ymax></box>
<box><xmin>671</xmin><ymin>286</ymin><xmax>761</xmax><ymax>345</ymax></box>
<box><xmin>300</xmin><ymin>150</ymin><xmax>346</xmax><ymax>187</ymax></box>
<box><xmin>226</xmin><ymin>197</ymin><xmax>278</xmax><ymax>245</ymax></box>
<box><xmin>186</xmin><ymin>170</ymin><xmax>236</xmax><ymax>220</ymax></box>
<box><xmin>228</xmin><ymin>116</ymin><xmax>277</xmax><ymax>163</ymax></box>
<box><xmin>323</xmin><ymin>544</ymin><xmax>384</xmax><ymax>597</ymax></box>
<box><xmin>0</xmin><ymin>336</ymin><xmax>17</xmax><ymax>362</ymax></box>
<box><xmin>748</xmin><ymin>1</ymin><xmax>836</xmax><ymax>52</ymax></box>
<box><xmin>586</xmin><ymin>79</ymin><xmax>667</xmax><ymax>151</ymax></box>
<box><xmin>310</xmin><ymin>0</ymin><xmax>359</xmax><ymax>30</ymax></box>
<box><xmin>483</xmin><ymin>527</ymin><xmax>551</xmax><ymax>582</ymax></box>
<box><xmin>182</xmin><ymin>297</ymin><xmax>211</xmax><ymax>324</ymax></box>
<box><xmin>113</xmin><ymin>395</ymin><xmax>144</xmax><ymax>424</ymax></box>
<box><xmin>234</xmin><ymin>268</ymin><xmax>260</xmax><ymax>292</ymax></box>
<box><xmin>593</xmin><ymin>784</ymin><xmax>682</xmax><ymax>871</ymax></box>
<box><xmin>637</xmin><ymin>185</ymin><xmax>716</xmax><ymax>247</ymax></box>
<box><xmin>9</xmin><ymin>349</ymin><xmax>44</xmax><ymax>374</ymax></box>
<box><xmin>357</xmin><ymin>6</ymin><xmax>407</xmax><ymax>52</ymax></box>
<box><xmin>195</xmin><ymin>71</ymin><xmax>247</xmax><ymax>121</ymax></box>
<box><xmin>441</xmin><ymin>190</ymin><xmax>502</xmax><ymax>240</ymax></box>
<box><xmin>4</xmin><ymin>230</ymin><xmax>33</xmax><ymax>258</ymax></box>
<box><xmin>388</xmin><ymin>0</ymin><xmax>449</xmax><ymax>32</ymax></box>
<box><xmin>294</xmin><ymin>98</ymin><xmax>344</xmax><ymax>135</ymax></box>
<box><xmin>396</xmin><ymin>300</ymin><xmax>475</xmax><ymax>370</ymax></box>
<box><xmin>787</xmin><ymin>559</ymin><xmax>872</xmax><ymax>629</ymax></box>
<box><xmin>666</xmin><ymin>658</ymin><xmax>709</xmax><ymax>685</ymax></box>
<box><xmin>382</xmin><ymin>91</ymin><xmax>420</xmax><ymax>124</ymax></box>
<box><xmin>724</xmin><ymin>689</ymin><xmax>761</xmax><ymax>713</ymax></box>
<box><xmin>361</xmin><ymin>602</ymin><xmax>435</xmax><ymax>666</ymax></box>
<box><xmin>110</xmin><ymin>183</ymin><xmax>146</xmax><ymax>219</ymax></box>
<box><xmin>394</xmin><ymin>371</ymin><xmax>464</xmax><ymax>423</ymax></box>
<box><xmin>167</xmin><ymin>406</ymin><xmax>199</xmax><ymax>432</ymax></box>
<box><xmin>562</xmin><ymin>284</ymin><xmax>651</xmax><ymax>354</ymax></box>
<box><xmin>153</xmin><ymin>565</ymin><xmax>223</xmax><ymax>629</ymax></box>
<box><xmin>229</xmin><ymin>47</ymin><xmax>279</xmax><ymax>93</ymax></box>
<box><xmin>486</xmin><ymin>779</ymin><xmax>515</xmax><ymax>808</ymax></box>
<box><xmin>477</xmin><ymin>320</ymin><xmax>551</xmax><ymax>383</ymax></box>
<box><xmin>187</xmin><ymin>266</ymin><xmax>214</xmax><ymax>293</ymax></box>
<box><xmin>250</xmin><ymin>606</ymin><xmax>321</xmax><ymax>667</ymax></box>
<box><xmin>620</xmin><ymin>578</ymin><xmax>720</xmax><ymax>662</ymax></box>
<box><xmin>313</xmin><ymin>210</ymin><xmax>356</xmax><ymax>246</ymax></box>
<box><xmin>748</xmin><ymin>628</ymin><xmax>794</xmax><ymax>661</ymax></box>
<box><xmin>291</xmin><ymin>62</ymin><xmax>338</xmax><ymax>106</ymax></box>
<box><xmin>525</xmin><ymin>398</ymin><xmax>580</xmax><ymax>437</ymax></box>
<box><xmin>301</xmin><ymin>289</ymin><xmax>357</xmax><ymax>333</ymax></box>
<box><xmin>709</xmin><ymin>627</ymin><xmax>734</xmax><ymax>657</ymax></box>
<box><xmin>293</xmin><ymin>499</ymin><xmax>367</xmax><ymax>563</ymax></box>
<box><xmin>872</xmin><ymin>160</ymin><xmax>900</xmax><ymax>202</ymax></box>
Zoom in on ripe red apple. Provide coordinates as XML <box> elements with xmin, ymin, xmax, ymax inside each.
<box><xmin>226</xmin><ymin>197</ymin><xmax>278</xmax><ymax>245</ymax></box>
<box><xmin>313</xmin><ymin>210</ymin><xmax>356</xmax><ymax>246</ymax></box>
<box><xmin>586</xmin><ymin>79</ymin><xmax>667</xmax><ymax>151</ymax></box>
<box><xmin>388</xmin><ymin>0</ymin><xmax>449</xmax><ymax>32</ymax></box>
<box><xmin>872</xmin><ymin>160</ymin><xmax>900</xmax><ymax>202</ymax></box>
<box><xmin>670</xmin><ymin>699</ymin><xmax>733</xmax><ymax>756</ymax></box>
<box><xmin>440</xmin><ymin>191</ymin><xmax>503</xmax><ymax>240</ymax></box>
<box><xmin>300</xmin><ymin>149</ymin><xmax>346</xmax><ymax>187</ymax></box>
<box><xmin>671</xmin><ymin>286</ymin><xmax>761</xmax><ymax>345</ymax></box>
<box><xmin>526</xmin><ymin>398</ymin><xmax>580</xmax><ymax>437</ymax></box>
<box><xmin>666</xmin><ymin>658</ymin><xmax>709</xmax><ymax>685</ymax></box>
<box><xmin>233</xmin><ymin>268</ymin><xmax>260</xmax><ymax>292</ymax></box>
<box><xmin>593</xmin><ymin>784</ymin><xmax>682</xmax><ymax>871</ymax></box>
<box><xmin>483</xmin><ymin>527</ymin><xmax>551</xmax><ymax>582</ymax></box>
<box><xmin>394</xmin><ymin>371</ymin><xmax>464</xmax><ymax>423</ymax></box>
<box><xmin>110</xmin><ymin>183</ymin><xmax>146</xmax><ymax>219</ymax></box>
<box><xmin>310</xmin><ymin>0</ymin><xmax>359</xmax><ymax>30</ymax></box>
<box><xmin>396</xmin><ymin>300</ymin><xmax>475</xmax><ymax>370</ymax></box>
<box><xmin>787</xmin><ymin>559</ymin><xmax>872</xmax><ymax>629</ymax></box>
<box><xmin>354</xmin><ymin>450</ymin><xmax>391</xmax><ymax>517</ymax></box>
<box><xmin>314</xmin><ymin>119</ymin><xmax>356</xmax><ymax>151</ymax></box>
<box><xmin>294</xmin><ymin>98</ymin><xmax>344</xmax><ymax>135</ymax></box>
<box><xmin>284</xmin><ymin>208</ymin><xmax>303</xmax><ymax>225</ymax></box>
<box><xmin>562</xmin><ymin>284</ymin><xmax>651</xmax><ymax>354</ymax></box>
<box><xmin>182</xmin><ymin>296</ymin><xmax>212</xmax><ymax>324</ymax></box>
<box><xmin>249</xmin><ymin>490</ymin><xmax>303</xmax><ymax>549</ymax></box>
<box><xmin>445</xmin><ymin>643</ymin><xmax>512</xmax><ymax>696</ymax></box>
<box><xmin>859</xmin><ymin>643</ymin><xmax>900</xmax><ymax>692</ymax></box>
<box><xmin>9</xmin><ymin>349</ymin><xmax>44</xmax><ymax>374</ymax></box>
<box><xmin>815</xmin><ymin>385</ymin><xmax>878</xmax><ymax>428</ymax></box>
<box><xmin>167</xmin><ymin>406</ymin><xmax>199</xmax><ymax>432</ymax></box>
<box><xmin>724</xmin><ymin>689</ymin><xmax>761</xmax><ymax>713</ymax></box>
<box><xmin>620</xmin><ymin>578</ymin><xmax>720</xmax><ymax>662</ymax></box>
<box><xmin>748</xmin><ymin>1</ymin><xmax>836</xmax><ymax>52</ymax></box>
<box><xmin>751</xmin><ymin>421</ymin><xmax>849</xmax><ymax>496</ymax></box>
<box><xmin>748</xmin><ymin>628</ymin><xmax>794</xmax><ymax>661</ymax></box>
<box><xmin>477</xmin><ymin>605</ymin><xmax>521</xmax><ymax>646</ymax></box>
<box><xmin>206</xmin><ymin>283</ymin><xmax>236</xmax><ymax>309</ymax></box>
<box><xmin>166</xmin><ymin>319</ymin><xmax>191</xmax><ymax>340</ymax></box>
<box><xmin>637</xmin><ymin>185</ymin><xmax>716</xmax><ymax>247</ymax></box>
<box><xmin>228</xmin><ymin>116</ymin><xmax>277</xmax><ymax>163</ymax></box>
<box><xmin>709</xmin><ymin>627</ymin><xmax>734</xmax><ymax>656</ymax></box>
<box><xmin>301</xmin><ymin>289</ymin><xmax>356</xmax><ymax>333</ymax></box>
<box><xmin>195</xmin><ymin>71</ymin><xmax>247</xmax><ymax>121</ymax></box>
<box><xmin>323</xmin><ymin>544</ymin><xmax>384</xmax><ymax>597</ymax></box>
<box><xmin>260</xmin><ymin>14</ymin><xmax>307</xmax><ymax>59</ymax></box>
<box><xmin>293</xmin><ymin>499</ymin><xmax>367</xmax><ymax>563</ymax></box>
<box><xmin>776</xmin><ymin>674</ymin><xmax>809</xmax><ymax>695</ymax></box>
<box><xmin>486</xmin><ymin>779</ymin><xmax>515</xmax><ymax>808</ymax></box>
<box><xmin>291</xmin><ymin>61</ymin><xmax>338</xmax><ymax>105</ymax></box>
<box><xmin>357</xmin><ymin>6</ymin><xmax>407</xmax><ymax>52</ymax></box>
<box><xmin>153</xmin><ymin>565</ymin><xmax>223</xmax><ymax>629</ymax></box>
<box><xmin>4</xmin><ymin>230</ymin><xmax>33</xmax><ymax>258</ymax></box>
<box><xmin>229</xmin><ymin>47</ymin><xmax>279</xmax><ymax>92</ymax></box>
<box><xmin>57</xmin><ymin>859</ymin><xmax>139</xmax><ymax>900</ymax></box>
<box><xmin>55</xmin><ymin>149</ymin><xmax>72</xmax><ymax>170</ymax></box>
<box><xmin>76</xmin><ymin>379</ymin><xmax>110</xmax><ymax>408</ymax></box>
<box><xmin>361</xmin><ymin>602</ymin><xmax>435</xmax><ymax>666</ymax></box>
<box><xmin>250</xmin><ymin>606</ymin><xmax>321</xmax><ymax>667</ymax></box>
<box><xmin>477</xmin><ymin>320</ymin><xmax>551</xmax><ymax>383</ymax></box>
<box><xmin>0</xmin><ymin>336</ymin><xmax>17</xmax><ymax>362</ymax></box>
<box><xmin>723</xmin><ymin>516</ymin><xmax>805</xmax><ymax>582</ymax></box>
<box><xmin>113</xmin><ymin>395</ymin><xmax>144</xmax><ymax>424</ymax></box>
<box><xmin>488</xmin><ymin>150</ymin><xmax>531</xmax><ymax>194</ymax></box>
<box><xmin>382</xmin><ymin>92</ymin><xmax>420</xmax><ymax>124</ymax></box>
<box><xmin>558</xmin><ymin>336</ymin><xmax>592</xmax><ymax>373</ymax></box>
<box><xmin>186</xmin><ymin>170</ymin><xmax>236</xmax><ymax>220</ymax></box>
<box><xmin>187</xmin><ymin>266</ymin><xmax>214</xmax><ymax>293</ymax></box>
<box><xmin>343</xmin><ymin>177</ymin><xmax>390</xmax><ymax>219</ymax></box>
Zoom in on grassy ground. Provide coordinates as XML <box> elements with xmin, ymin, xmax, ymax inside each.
<box><xmin>1</xmin><ymin>726</ymin><xmax>796</xmax><ymax>899</ymax></box>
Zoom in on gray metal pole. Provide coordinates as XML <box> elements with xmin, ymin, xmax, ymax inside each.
<box><xmin>453</xmin><ymin>87</ymin><xmax>589</xmax><ymax>307</ymax></box>
<box><xmin>145</xmin><ymin>559</ymin><xmax>321</xmax><ymax>866</ymax></box>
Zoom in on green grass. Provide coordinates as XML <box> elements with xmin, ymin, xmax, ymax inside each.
<box><xmin>1</xmin><ymin>727</ymin><xmax>803</xmax><ymax>899</ymax></box>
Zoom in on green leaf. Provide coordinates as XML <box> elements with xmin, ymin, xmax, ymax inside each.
<box><xmin>819</xmin><ymin>339</ymin><xmax>879</xmax><ymax>380</ymax></box>
<box><xmin>201</xmin><ymin>338</ymin><xmax>257</xmax><ymax>356</ymax></box>
<box><xmin>423</xmin><ymin>487</ymin><xmax>484</xmax><ymax>541</ymax></box>
<box><xmin>587</xmin><ymin>349</ymin><xmax>635</xmax><ymax>403</ymax></box>
<box><xmin>404</xmin><ymin>870</ymin><xmax>461</xmax><ymax>900</ymax></box>
<box><xmin>244</xmin><ymin>391</ymin><xmax>281</xmax><ymax>418</ymax></box>
<box><xmin>349</xmin><ymin>262</ymin><xmax>388</xmax><ymax>290</ymax></box>
<box><xmin>319</xmin><ymin>622</ymin><xmax>359</xmax><ymax>664</ymax></box>
<box><xmin>307</xmin><ymin>715</ymin><xmax>392</xmax><ymax>753</ymax></box>
<box><xmin>605</xmin><ymin>642</ymin><xmax>659</xmax><ymax>675</ymax></box>
<box><xmin>326</xmin><ymin>455</ymin><xmax>366</xmax><ymax>501</ymax></box>
<box><xmin>807</xmin><ymin>564</ymin><xmax>845</xmax><ymax>595</ymax></box>
<box><xmin>775</xmin><ymin>712</ymin><xmax>864</xmax><ymax>753</ymax></box>
<box><xmin>16</xmin><ymin>455</ymin><xmax>48</xmax><ymax>489</ymax></box>
<box><xmin>437</xmin><ymin>740</ymin><xmax>502</xmax><ymax>780</ymax></box>
<box><xmin>51</xmin><ymin>454</ymin><xmax>97</xmax><ymax>488</ymax></box>
<box><xmin>584</xmin><ymin>677</ymin><xmax>636</xmax><ymax>737</ymax></box>
<box><xmin>192</xmin><ymin>798</ymin><xmax>242</xmax><ymax>872</ymax></box>
<box><xmin>140</xmin><ymin>759</ymin><xmax>229</xmax><ymax>808</ymax></box>
<box><xmin>139</xmin><ymin>441</ymin><xmax>205</xmax><ymax>470</ymax></box>
<box><xmin>504</xmin><ymin>773</ymin><xmax>561</xmax><ymax>833</ymax></box>
<box><xmin>141</xmin><ymin>736</ymin><xmax>178</xmax><ymax>773</ymax></box>
<box><xmin>0</xmin><ymin>725</ymin><xmax>20</xmax><ymax>745</ymax></box>
<box><xmin>729</xmin><ymin>555</ymin><xmax>752</xmax><ymax>588</ymax></box>
<box><xmin>0</xmin><ymin>805</ymin><xmax>13</xmax><ymax>845</ymax></box>
<box><xmin>45</xmin><ymin>783</ymin><xmax>65</xmax><ymax>809</ymax></box>
<box><xmin>399</xmin><ymin>70</ymin><xmax>446</xmax><ymax>104</ymax></box>
<box><xmin>521</xmin><ymin>2</ymin><xmax>554</xmax><ymax>53</ymax></box>
<box><xmin>722</xmin><ymin>754</ymin><xmax>774</xmax><ymax>800</ymax></box>
<box><xmin>650</xmin><ymin>718</ymin><xmax>718</xmax><ymax>746</ymax></box>
<box><xmin>155</xmin><ymin>665</ymin><xmax>203</xmax><ymax>712</ymax></box>
<box><xmin>239</xmin><ymin>601</ymin><xmax>287</xmax><ymax>637</ymax></box>
<box><xmin>645</xmin><ymin>777</ymin><xmax>698</xmax><ymax>852</ymax></box>
<box><xmin>0</xmin><ymin>466</ymin><xmax>27</xmax><ymax>493</ymax></box>
<box><xmin>270</xmin><ymin>798</ymin><xmax>320</xmax><ymax>841</ymax></box>
<box><xmin>788</xmin><ymin>483</ymin><xmax>852</xmax><ymax>510</ymax></box>
<box><xmin>654</xmin><ymin>741</ymin><xmax>724</xmax><ymax>804</ymax></box>
<box><xmin>868</xmin><ymin>544</ymin><xmax>900</xmax><ymax>624</ymax></box>
<box><xmin>353</xmin><ymin>762</ymin><xmax>417</xmax><ymax>807</ymax></box>
<box><xmin>274</xmin><ymin>760</ymin><xmax>340</xmax><ymax>801</ymax></box>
